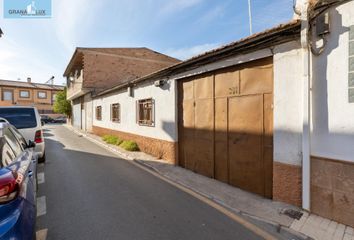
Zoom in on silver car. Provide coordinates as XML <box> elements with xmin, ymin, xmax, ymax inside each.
<box><xmin>0</xmin><ymin>106</ymin><xmax>46</xmax><ymax>163</ymax></box>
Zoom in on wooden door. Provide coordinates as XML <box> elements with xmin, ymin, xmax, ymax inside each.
<box><xmin>178</xmin><ymin>57</ymin><xmax>273</xmax><ymax>198</ymax></box>
<box><xmin>228</xmin><ymin>95</ymin><xmax>264</xmax><ymax>196</ymax></box>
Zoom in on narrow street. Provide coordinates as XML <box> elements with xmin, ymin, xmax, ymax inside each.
<box><xmin>36</xmin><ymin>125</ymin><xmax>263</xmax><ymax>240</ymax></box>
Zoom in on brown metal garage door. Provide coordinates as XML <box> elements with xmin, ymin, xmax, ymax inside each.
<box><xmin>178</xmin><ymin>57</ymin><xmax>273</xmax><ymax>198</ymax></box>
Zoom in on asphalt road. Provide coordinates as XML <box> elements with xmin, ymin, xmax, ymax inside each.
<box><xmin>36</xmin><ymin>125</ymin><xmax>264</xmax><ymax>240</ymax></box>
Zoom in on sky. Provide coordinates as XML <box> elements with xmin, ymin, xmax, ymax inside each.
<box><xmin>0</xmin><ymin>0</ymin><xmax>295</xmax><ymax>85</ymax></box>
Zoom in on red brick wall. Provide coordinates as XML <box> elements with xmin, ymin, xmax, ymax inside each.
<box><xmin>273</xmin><ymin>162</ymin><xmax>302</xmax><ymax>207</ymax></box>
<box><xmin>311</xmin><ymin>156</ymin><xmax>354</xmax><ymax>228</ymax></box>
<box><xmin>92</xmin><ymin>125</ymin><xmax>177</xmax><ymax>164</ymax></box>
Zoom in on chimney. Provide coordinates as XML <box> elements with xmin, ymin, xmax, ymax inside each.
<box><xmin>27</xmin><ymin>77</ymin><xmax>31</xmax><ymax>83</ymax></box>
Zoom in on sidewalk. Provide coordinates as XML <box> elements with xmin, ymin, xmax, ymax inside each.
<box><xmin>65</xmin><ymin>125</ymin><xmax>354</xmax><ymax>240</ymax></box>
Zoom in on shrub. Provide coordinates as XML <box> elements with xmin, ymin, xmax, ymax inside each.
<box><xmin>115</xmin><ymin>138</ymin><xmax>123</xmax><ymax>146</ymax></box>
<box><xmin>102</xmin><ymin>135</ymin><xmax>120</xmax><ymax>145</ymax></box>
<box><xmin>119</xmin><ymin>140</ymin><xmax>139</xmax><ymax>151</ymax></box>
<box><xmin>102</xmin><ymin>135</ymin><xmax>111</xmax><ymax>142</ymax></box>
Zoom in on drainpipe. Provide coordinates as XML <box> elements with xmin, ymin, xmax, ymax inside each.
<box><xmin>299</xmin><ymin>0</ymin><xmax>311</xmax><ymax>211</ymax></box>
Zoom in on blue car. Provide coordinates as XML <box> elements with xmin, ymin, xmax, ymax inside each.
<box><xmin>0</xmin><ymin>122</ymin><xmax>37</xmax><ymax>240</ymax></box>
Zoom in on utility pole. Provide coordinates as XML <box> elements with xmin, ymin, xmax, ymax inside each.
<box><xmin>248</xmin><ymin>0</ymin><xmax>253</xmax><ymax>35</ymax></box>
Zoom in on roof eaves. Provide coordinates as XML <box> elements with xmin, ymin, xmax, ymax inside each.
<box><xmin>94</xmin><ymin>20</ymin><xmax>300</xmax><ymax>98</ymax></box>
<box><xmin>63</xmin><ymin>48</ymin><xmax>84</xmax><ymax>77</ymax></box>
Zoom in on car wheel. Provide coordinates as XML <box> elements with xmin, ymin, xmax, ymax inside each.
<box><xmin>38</xmin><ymin>152</ymin><xmax>46</xmax><ymax>163</ymax></box>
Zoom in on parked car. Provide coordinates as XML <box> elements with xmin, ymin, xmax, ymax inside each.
<box><xmin>0</xmin><ymin>107</ymin><xmax>46</xmax><ymax>163</ymax></box>
<box><xmin>40</xmin><ymin>115</ymin><xmax>53</xmax><ymax>124</ymax></box>
<box><xmin>52</xmin><ymin>116</ymin><xmax>67</xmax><ymax>123</ymax></box>
<box><xmin>0</xmin><ymin>122</ymin><xmax>37</xmax><ymax>240</ymax></box>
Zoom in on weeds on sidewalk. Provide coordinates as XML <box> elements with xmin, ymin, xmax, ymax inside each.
<box><xmin>102</xmin><ymin>135</ymin><xmax>139</xmax><ymax>151</ymax></box>
<box><xmin>120</xmin><ymin>140</ymin><xmax>139</xmax><ymax>151</ymax></box>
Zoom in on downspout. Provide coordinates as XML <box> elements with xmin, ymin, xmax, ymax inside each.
<box><xmin>299</xmin><ymin>1</ymin><xmax>311</xmax><ymax>211</ymax></box>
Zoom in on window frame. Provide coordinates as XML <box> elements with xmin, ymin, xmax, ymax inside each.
<box><xmin>96</xmin><ymin>106</ymin><xmax>102</xmax><ymax>121</ymax></box>
<box><xmin>2</xmin><ymin>89</ymin><xmax>14</xmax><ymax>102</ymax></box>
<box><xmin>37</xmin><ymin>91</ymin><xmax>47</xmax><ymax>99</ymax></box>
<box><xmin>111</xmin><ymin>103</ymin><xmax>121</xmax><ymax>123</ymax></box>
<box><xmin>137</xmin><ymin>98</ymin><xmax>155</xmax><ymax>127</ymax></box>
<box><xmin>19</xmin><ymin>90</ymin><xmax>30</xmax><ymax>99</ymax></box>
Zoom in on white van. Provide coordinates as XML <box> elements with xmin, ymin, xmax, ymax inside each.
<box><xmin>0</xmin><ymin>106</ymin><xmax>46</xmax><ymax>162</ymax></box>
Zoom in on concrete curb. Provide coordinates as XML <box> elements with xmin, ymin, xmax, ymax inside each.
<box><xmin>64</xmin><ymin>125</ymin><xmax>311</xmax><ymax>240</ymax></box>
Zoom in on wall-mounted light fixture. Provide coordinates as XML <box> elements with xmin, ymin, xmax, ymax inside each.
<box><xmin>154</xmin><ymin>80</ymin><xmax>166</xmax><ymax>87</ymax></box>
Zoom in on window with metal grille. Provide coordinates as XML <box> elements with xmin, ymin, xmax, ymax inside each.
<box><xmin>111</xmin><ymin>103</ymin><xmax>120</xmax><ymax>123</ymax></box>
<box><xmin>96</xmin><ymin>106</ymin><xmax>102</xmax><ymax>121</ymax></box>
<box><xmin>137</xmin><ymin>98</ymin><xmax>154</xmax><ymax>126</ymax></box>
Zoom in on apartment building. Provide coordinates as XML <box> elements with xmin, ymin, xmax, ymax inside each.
<box><xmin>0</xmin><ymin>78</ymin><xmax>65</xmax><ymax>117</ymax></box>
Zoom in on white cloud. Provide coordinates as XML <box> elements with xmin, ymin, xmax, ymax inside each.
<box><xmin>0</xmin><ymin>36</ymin><xmax>63</xmax><ymax>84</ymax></box>
<box><xmin>166</xmin><ymin>43</ymin><xmax>221</xmax><ymax>60</ymax></box>
<box><xmin>159</xmin><ymin>0</ymin><xmax>204</xmax><ymax>15</ymax></box>
<box><xmin>197</xmin><ymin>5</ymin><xmax>225</xmax><ymax>24</ymax></box>
<box><xmin>53</xmin><ymin>0</ymin><xmax>101</xmax><ymax>52</ymax></box>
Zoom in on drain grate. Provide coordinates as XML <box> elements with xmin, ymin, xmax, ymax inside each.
<box><xmin>282</xmin><ymin>209</ymin><xmax>303</xmax><ymax>220</ymax></box>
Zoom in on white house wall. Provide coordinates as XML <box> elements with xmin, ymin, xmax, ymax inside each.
<box><xmin>311</xmin><ymin>1</ymin><xmax>354</xmax><ymax>163</ymax></box>
<box><xmin>273</xmin><ymin>41</ymin><xmax>303</xmax><ymax>166</ymax></box>
<box><xmin>92</xmin><ymin>79</ymin><xmax>177</xmax><ymax>142</ymax></box>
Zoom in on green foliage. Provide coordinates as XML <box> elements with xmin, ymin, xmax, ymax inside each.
<box><xmin>102</xmin><ymin>135</ymin><xmax>122</xmax><ymax>145</ymax></box>
<box><xmin>119</xmin><ymin>140</ymin><xmax>139</xmax><ymax>151</ymax></box>
<box><xmin>53</xmin><ymin>88</ymin><xmax>72</xmax><ymax>117</ymax></box>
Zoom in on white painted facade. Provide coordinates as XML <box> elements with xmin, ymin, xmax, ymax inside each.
<box><xmin>92</xmin><ymin>79</ymin><xmax>177</xmax><ymax>142</ymax></box>
<box><xmin>310</xmin><ymin>0</ymin><xmax>354</xmax><ymax>163</ymax></box>
<box><xmin>273</xmin><ymin>41</ymin><xmax>304</xmax><ymax>166</ymax></box>
<box><xmin>91</xmin><ymin>41</ymin><xmax>305</xmax><ymax>167</ymax></box>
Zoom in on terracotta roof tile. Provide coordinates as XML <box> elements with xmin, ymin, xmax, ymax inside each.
<box><xmin>64</xmin><ymin>47</ymin><xmax>180</xmax><ymax>93</ymax></box>
<box><xmin>0</xmin><ymin>79</ymin><xmax>65</xmax><ymax>90</ymax></box>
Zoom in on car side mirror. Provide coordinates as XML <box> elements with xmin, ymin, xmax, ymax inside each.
<box><xmin>27</xmin><ymin>140</ymin><xmax>36</xmax><ymax>149</ymax></box>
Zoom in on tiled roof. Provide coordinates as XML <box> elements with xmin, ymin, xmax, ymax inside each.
<box><xmin>63</xmin><ymin>47</ymin><xmax>181</xmax><ymax>94</ymax></box>
<box><xmin>0</xmin><ymin>79</ymin><xmax>65</xmax><ymax>90</ymax></box>
<box><xmin>96</xmin><ymin>20</ymin><xmax>301</xmax><ymax>97</ymax></box>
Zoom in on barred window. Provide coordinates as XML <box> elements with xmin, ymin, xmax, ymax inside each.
<box><xmin>96</xmin><ymin>106</ymin><xmax>102</xmax><ymax>121</ymax></box>
<box><xmin>137</xmin><ymin>98</ymin><xmax>154</xmax><ymax>126</ymax></box>
<box><xmin>111</xmin><ymin>103</ymin><xmax>120</xmax><ymax>123</ymax></box>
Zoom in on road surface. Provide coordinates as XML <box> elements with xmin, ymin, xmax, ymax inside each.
<box><xmin>36</xmin><ymin>125</ymin><xmax>264</xmax><ymax>240</ymax></box>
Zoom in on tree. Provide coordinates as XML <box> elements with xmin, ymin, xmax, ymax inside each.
<box><xmin>53</xmin><ymin>88</ymin><xmax>71</xmax><ymax>117</ymax></box>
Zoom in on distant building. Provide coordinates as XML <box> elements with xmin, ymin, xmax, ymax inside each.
<box><xmin>64</xmin><ymin>47</ymin><xmax>180</xmax><ymax>131</ymax></box>
<box><xmin>0</xmin><ymin>78</ymin><xmax>65</xmax><ymax>117</ymax></box>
